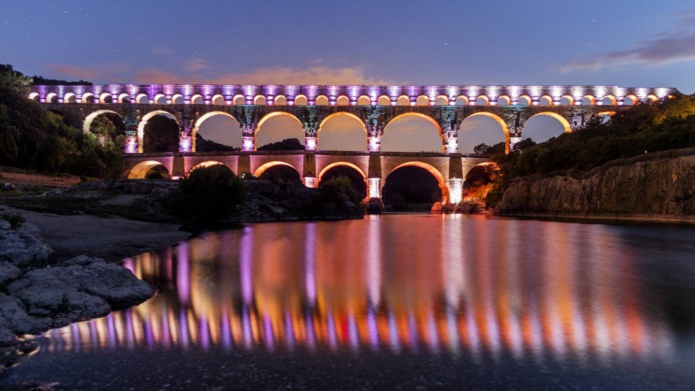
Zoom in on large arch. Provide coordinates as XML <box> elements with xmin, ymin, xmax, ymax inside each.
<box><xmin>127</xmin><ymin>160</ymin><xmax>171</xmax><ymax>179</ymax></box>
<box><xmin>519</xmin><ymin>112</ymin><xmax>572</xmax><ymax>145</ymax></box>
<box><xmin>137</xmin><ymin>110</ymin><xmax>179</xmax><ymax>153</ymax></box>
<box><xmin>83</xmin><ymin>109</ymin><xmax>122</xmax><ymax>134</ymax></box>
<box><xmin>254</xmin><ymin>161</ymin><xmax>301</xmax><ymax>178</ymax></box>
<box><xmin>383</xmin><ymin>161</ymin><xmax>449</xmax><ymax>205</ymax></box>
<box><xmin>187</xmin><ymin>161</ymin><xmax>231</xmax><ymax>177</ymax></box>
<box><xmin>255</xmin><ymin>111</ymin><xmax>305</xmax><ymax>150</ymax></box>
<box><xmin>192</xmin><ymin>111</ymin><xmax>242</xmax><ymax>152</ymax></box>
<box><xmin>459</xmin><ymin>112</ymin><xmax>510</xmax><ymax>154</ymax></box>
<box><xmin>381</xmin><ymin>113</ymin><xmax>444</xmax><ymax>153</ymax></box>
<box><xmin>318</xmin><ymin>162</ymin><xmax>368</xmax><ymax>200</ymax></box>
<box><xmin>316</xmin><ymin>112</ymin><xmax>367</xmax><ymax>151</ymax></box>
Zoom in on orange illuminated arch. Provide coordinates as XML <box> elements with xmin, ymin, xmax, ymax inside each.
<box><xmin>415</xmin><ymin>95</ymin><xmax>430</xmax><ymax>106</ymax></box>
<box><xmin>582</xmin><ymin>95</ymin><xmax>596</xmax><ymax>106</ymax></box>
<box><xmin>602</xmin><ymin>94</ymin><xmax>617</xmax><ymax>106</ymax></box>
<box><xmin>253</xmin><ymin>95</ymin><xmax>267</xmax><ymax>105</ymax></box>
<box><xmin>336</xmin><ymin>95</ymin><xmax>350</xmax><ymax>106</ymax></box>
<box><xmin>455</xmin><ymin>95</ymin><xmax>469</xmax><ymax>106</ymax></box>
<box><xmin>386</xmin><ymin>162</ymin><xmax>450</xmax><ymax>203</ymax></box>
<box><xmin>527</xmin><ymin>112</ymin><xmax>572</xmax><ymax>133</ymax></box>
<box><xmin>192</xmin><ymin>111</ymin><xmax>241</xmax><ymax>152</ymax></box>
<box><xmin>63</xmin><ymin>92</ymin><xmax>77</xmax><ymax>103</ymax></box>
<box><xmin>212</xmin><ymin>94</ymin><xmax>225</xmax><ymax>105</ymax></box>
<box><xmin>99</xmin><ymin>92</ymin><xmax>113</xmax><ymax>104</ymax></box>
<box><xmin>274</xmin><ymin>95</ymin><xmax>287</xmax><ymax>105</ymax></box>
<box><xmin>315</xmin><ymin>95</ymin><xmax>329</xmax><ymax>106</ymax></box>
<box><xmin>232</xmin><ymin>94</ymin><xmax>246</xmax><ymax>105</ymax></box>
<box><xmin>137</xmin><ymin>110</ymin><xmax>178</xmax><ymax>153</ymax></box>
<box><xmin>187</xmin><ymin>161</ymin><xmax>230</xmax><ymax>177</ymax></box>
<box><xmin>435</xmin><ymin>95</ymin><xmax>449</xmax><ymax>106</ymax></box>
<box><xmin>135</xmin><ymin>93</ymin><xmax>149</xmax><ymax>104</ymax></box>
<box><xmin>318</xmin><ymin>162</ymin><xmax>367</xmax><ymax>183</ymax></box>
<box><xmin>475</xmin><ymin>95</ymin><xmax>490</xmax><ymax>106</ymax></box>
<box><xmin>384</xmin><ymin>112</ymin><xmax>443</xmax><ymax>137</ymax></box>
<box><xmin>81</xmin><ymin>92</ymin><xmax>96</xmax><ymax>104</ymax></box>
<box><xmin>28</xmin><ymin>92</ymin><xmax>40</xmax><ymax>101</ymax></box>
<box><xmin>171</xmin><ymin>94</ymin><xmax>184</xmax><ymax>104</ymax></box>
<box><xmin>539</xmin><ymin>95</ymin><xmax>554</xmax><ymax>106</ymax></box>
<box><xmin>396</xmin><ymin>95</ymin><xmax>410</xmax><ymax>106</ymax></box>
<box><xmin>646</xmin><ymin>94</ymin><xmax>658</xmax><ymax>103</ymax></box>
<box><xmin>496</xmin><ymin>95</ymin><xmax>511</xmax><ymax>106</ymax></box>
<box><xmin>254</xmin><ymin>161</ymin><xmax>300</xmax><ymax>178</ymax></box>
<box><xmin>518</xmin><ymin>95</ymin><xmax>532</xmax><ymax>106</ymax></box>
<box><xmin>128</xmin><ymin>160</ymin><xmax>170</xmax><ymax>179</ymax></box>
<box><xmin>294</xmin><ymin>94</ymin><xmax>308</xmax><ymax>105</ymax></box>
<box><xmin>256</xmin><ymin>111</ymin><xmax>303</xmax><ymax>135</ymax></box>
<box><xmin>561</xmin><ymin>95</ymin><xmax>574</xmax><ymax>106</ymax></box>
<box><xmin>191</xmin><ymin>94</ymin><xmax>204</xmax><ymax>105</ymax></box>
<box><xmin>83</xmin><ymin>109</ymin><xmax>122</xmax><ymax>134</ymax></box>
<box><xmin>623</xmin><ymin>94</ymin><xmax>638</xmax><ymax>105</ymax></box>
<box><xmin>45</xmin><ymin>92</ymin><xmax>58</xmax><ymax>103</ymax></box>
<box><xmin>463</xmin><ymin>112</ymin><xmax>511</xmax><ymax>153</ymax></box>
<box><xmin>317</xmin><ymin>112</ymin><xmax>367</xmax><ymax>134</ymax></box>
<box><xmin>377</xmin><ymin>95</ymin><xmax>391</xmax><ymax>106</ymax></box>
<box><xmin>357</xmin><ymin>95</ymin><xmax>371</xmax><ymax>105</ymax></box>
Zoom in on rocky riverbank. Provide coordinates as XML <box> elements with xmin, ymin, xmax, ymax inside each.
<box><xmin>495</xmin><ymin>149</ymin><xmax>695</xmax><ymax>223</ymax></box>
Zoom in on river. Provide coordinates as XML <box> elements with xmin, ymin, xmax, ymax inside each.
<box><xmin>2</xmin><ymin>215</ymin><xmax>695</xmax><ymax>390</ymax></box>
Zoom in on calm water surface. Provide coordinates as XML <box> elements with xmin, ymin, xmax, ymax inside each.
<box><xmin>3</xmin><ymin>215</ymin><xmax>695</xmax><ymax>390</ymax></box>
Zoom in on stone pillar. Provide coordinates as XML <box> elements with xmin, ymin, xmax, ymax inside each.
<box><xmin>367</xmin><ymin>178</ymin><xmax>382</xmax><ymax>198</ymax></box>
<box><xmin>305</xmin><ymin>136</ymin><xmax>317</xmax><ymax>151</ymax></box>
<box><xmin>447</xmin><ymin>178</ymin><xmax>463</xmax><ymax>205</ymax></box>
<box><xmin>303</xmin><ymin>153</ymin><xmax>317</xmax><ymax>188</ymax></box>
<box><xmin>367</xmin><ymin>154</ymin><xmax>383</xmax><ymax>199</ymax></box>
<box><xmin>509</xmin><ymin>132</ymin><xmax>522</xmax><ymax>151</ymax></box>
<box><xmin>124</xmin><ymin>130</ymin><xmax>138</xmax><ymax>154</ymax></box>
<box><xmin>368</xmin><ymin>136</ymin><xmax>381</xmax><ymax>152</ymax></box>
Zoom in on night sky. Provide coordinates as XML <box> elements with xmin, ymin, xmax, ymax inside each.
<box><xmin>3</xmin><ymin>1</ymin><xmax>694</xmax><ymax>151</ymax></box>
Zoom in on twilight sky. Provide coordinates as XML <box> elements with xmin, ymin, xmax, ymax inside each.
<box><xmin>3</xmin><ymin>0</ymin><xmax>695</xmax><ymax>152</ymax></box>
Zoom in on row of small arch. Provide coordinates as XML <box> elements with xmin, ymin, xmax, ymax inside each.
<box><xmin>33</xmin><ymin>91</ymin><xmax>655</xmax><ymax>107</ymax></box>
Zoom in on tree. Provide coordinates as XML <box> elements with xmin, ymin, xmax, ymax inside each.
<box><xmin>473</xmin><ymin>143</ymin><xmax>490</xmax><ymax>155</ymax></box>
<box><xmin>0</xmin><ymin>64</ymin><xmax>32</xmax><ymax>94</ymax></box>
<box><xmin>169</xmin><ymin>165</ymin><xmax>247</xmax><ymax>222</ymax></box>
<box><xmin>143</xmin><ymin>116</ymin><xmax>180</xmax><ymax>153</ymax></box>
<box><xmin>257</xmin><ymin>138</ymin><xmax>304</xmax><ymax>151</ymax></box>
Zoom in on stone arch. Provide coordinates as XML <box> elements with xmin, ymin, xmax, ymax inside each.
<box><xmin>317</xmin><ymin>112</ymin><xmax>367</xmax><ymax>151</ymax></box>
<box><xmin>602</xmin><ymin>94</ymin><xmax>617</xmax><ymax>106</ymax></box>
<box><xmin>187</xmin><ymin>161</ymin><xmax>231</xmax><ymax>177</ymax></box>
<box><xmin>192</xmin><ymin>111</ymin><xmax>242</xmax><ymax>152</ymax></box>
<box><xmin>274</xmin><ymin>95</ymin><xmax>287</xmax><ymax>105</ymax></box>
<box><xmin>190</xmin><ymin>94</ymin><xmax>203</xmax><ymax>105</ymax></box>
<box><xmin>171</xmin><ymin>94</ymin><xmax>184</xmax><ymax>104</ymax></box>
<box><xmin>396</xmin><ymin>95</ymin><xmax>410</xmax><ymax>106</ymax></box>
<box><xmin>127</xmin><ymin>160</ymin><xmax>171</xmax><ymax>179</ymax></box>
<box><xmin>455</xmin><ymin>95</ymin><xmax>469</xmax><ymax>106</ymax></box>
<box><xmin>539</xmin><ymin>95</ymin><xmax>553</xmax><ymax>106</ymax></box>
<box><xmin>254</xmin><ymin>95</ymin><xmax>266</xmax><ymax>105</ymax></box>
<box><xmin>381</xmin><ymin>112</ymin><xmax>444</xmax><ymax>153</ymax></box>
<box><xmin>377</xmin><ymin>95</ymin><xmax>391</xmax><ymax>106</ymax></box>
<box><xmin>434</xmin><ymin>95</ymin><xmax>449</xmax><ymax>106</ymax></box>
<box><xmin>136</xmin><ymin>93</ymin><xmax>150</xmax><ymax>104</ymax></box>
<box><xmin>384</xmin><ymin>161</ymin><xmax>450</xmax><ymax>204</ymax></box>
<box><xmin>232</xmin><ymin>94</ymin><xmax>246</xmax><ymax>105</ymax></box>
<box><xmin>99</xmin><ymin>92</ymin><xmax>113</xmax><ymax>104</ymax></box>
<box><xmin>623</xmin><ymin>94</ymin><xmax>638</xmax><ymax>106</ymax></box>
<box><xmin>212</xmin><ymin>94</ymin><xmax>225</xmax><ymax>105</ymax></box>
<box><xmin>45</xmin><ymin>92</ymin><xmax>58</xmax><ymax>103</ymax></box>
<box><xmin>357</xmin><ymin>95</ymin><xmax>371</xmax><ymax>105</ymax></box>
<box><xmin>137</xmin><ymin>110</ymin><xmax>178</xmax><ymax>153</ymax></box>
<box><xmin>522</xmin><ymin>112</ymin><xmax>572</xmax><ymax>144</ymax></box>
<box><xmin>80</xmin><ymin>92</ymin><xmax>95</xmax><ymax>104</ymax></box>
<box><xmin>82</xmin><ymin>109</ymin><xmax>122</xmax><ymax>134</ymax></box>
<box><xmin>318</xmin><ymin>162</ymin><xmax>368</xmax><ymax>199</ymax></box>
<box><xmin>254</xmin><ymin>161</ymin><xmax>300</xmax><ymax>178</ymax></box>
<box><xmin>581</xmin><ymin>95</ymin><xmax>596</xmax><ymax>106</ymax></box>
<box><xmin>294</xmin><ymin>94</ymin><xmax>308</xmax><ymax>106</ymax></box>
<box><xmin>646</xmin><ymin>94</ymin><xmax>659</xmax><ymax>103</ymax></box>
<box><xmin>518</xmin><ymin>95</ymin><xmax>531</xmax><ymax>106</ymax></box>
<box><xmin>153</xmin><ymin>93</ymin><xmax>166</xmax><ymax>104</ymax></box>
<box><xmin>336</xmin><ymin>95</ymin><xmax>350</xmax><ymax>106</ymax></box>
<box><xmin>315</xmin><ymin>95</ymin><xmax>329</xmax><ymax>106</ymax></box>
<box><xmin>497</xmin><ymin>95</ymin><xmax>510</xmax><ymax>106</ymax></box>
<box><xmin>416</xmin><ymin>95</ymin><xmax>430</xmax><ymax>106</ymax></box>
<box><xmin>255</xmin><ymin>111</ymin><xmax>305</xmax><ymax>150</ymax></box>
<box><xmin>459</xmin><ymin>112</ymin><xmax>510</xmax><ymax>154</ymax></box>
<box><xmin>61</xmin><ymin>92</ymin><xmax>76</xmax><ymax>104</ymax></box>
<box><xmin>561</xmin><ymin>95</ymin><xmax>574</xmax><ymax>106</ymax></box>
<box><xmin>475</xmin><ymin>95</ymin><xmax>490</xmax><ymax>106</ymax></box>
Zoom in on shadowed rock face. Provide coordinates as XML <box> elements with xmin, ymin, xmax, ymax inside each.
<box><xmin>0</xmin><ymin>221</ymin><xmax>157</xmax><ymax>347</ymax></box>
<box><xmin>495</xmin><ymin>155</ymin><xmax>695</xmax><ymax>219</ymax></box>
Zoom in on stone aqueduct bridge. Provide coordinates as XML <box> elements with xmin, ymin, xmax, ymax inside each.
<box><xmin>32</xmin><ymin>83</ymin><xmax>676</xmax><ymax>204</ymax></box>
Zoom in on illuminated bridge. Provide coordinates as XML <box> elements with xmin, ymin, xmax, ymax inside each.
<box><xmin>31</xmin><ymin>83</ymin><xmax>676</xmax><ymax>203</ymax></box>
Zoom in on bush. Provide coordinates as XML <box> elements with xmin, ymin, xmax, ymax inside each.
<box><xmin>1</xmin><ymin>212</ymin><xmax>25</xmax><ymax>229</ymax></box>
<box><xmin>168</xmin><ymin>165</ymin><xmax>246</xmax><ymax>222</ymax></box>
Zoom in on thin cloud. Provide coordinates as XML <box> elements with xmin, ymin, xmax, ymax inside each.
<box><xmin>46</xmin><ymin>64</ymin><xmax>129</xmax><ymax>81</ymax></box>
<box><xmin>184</xmin><ymin>58</ymin><xmax>210</xmax><ymax>73</ymax></box>
<box><xmin>208</xmin><ymin>65</ymin><xmax>395</xmax><ymax>85</ymax></box>
<box><xmin>559</xmin><ymin>11</ymin><xmax>695</xmax><ymax>73</ymax></box>
<box><xmin>151</xmin><ymin>46</ymin><xmax>173</xmax><ymax>55</ymax></box>
<box><xmin>132</xmin><ymin>68</ymin><xmax>186</xmax><ymax>84</ymax></box>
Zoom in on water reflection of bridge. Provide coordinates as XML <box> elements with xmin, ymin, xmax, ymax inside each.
<box><xmin>42</xmin><ymin>218</ymin><xmax>674</xmax><ymax>363</ymax></box>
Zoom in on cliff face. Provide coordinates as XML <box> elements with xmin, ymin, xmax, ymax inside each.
<box><xmin>495</xmin><ymin>153</ymin><xmax>695</xmax><ymax>221</ymax></box>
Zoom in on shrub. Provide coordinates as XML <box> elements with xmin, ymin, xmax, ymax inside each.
<box><xmin>168</xmin><ymin>165</ymin><xmax>246</xmax><ymax>222</ymax></box>
<box><xmin>1</xmin><ymin>212</ymin><xmax>25</xmax><ymax>229</ymax></box>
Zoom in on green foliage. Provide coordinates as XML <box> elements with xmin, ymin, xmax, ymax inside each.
<box><xmin>258</xmin><ymin>138</ymin><xmax>304</xmax><ymax>151</ymax></box>
<box><xmin>1</xmin><ymin>213</ymin><xmax>25</xmax><ymax>229</ymax></box>
<box><xmin>473</xmin><ymin>143</ymin><xmax>490</xmax><ymax>155</ymax></box>
<box><xmin>195</xmin><ymin>133</ymin><xmax>239</xmax><ymax>152</ymax></box>
<box><xmin>319</xmin><ymin>175</ymin><xmax>361</xmax><ymax>206</ymax></box>
<box><xmin>169</xmin><ymin>165</ymin><xmax>247</xmax><ymax>222</ymax></box>
<box><xmin>0</xmin><ymin>64</ymin><xmax>32</xmax><ymax>94</ymax></box>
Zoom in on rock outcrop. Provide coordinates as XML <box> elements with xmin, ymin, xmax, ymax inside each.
<box><xmin>0</xmin><ymin>220</ymin><xmax>156</xmax><ymax>347</ymax></box>
<box><xmin>495</xmin><ymin>151</ymin><xmax>695</xmax><ymax>221</ymax></box>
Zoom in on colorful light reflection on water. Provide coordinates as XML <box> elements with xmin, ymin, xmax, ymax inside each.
<box><xmin>39</xmin><ymin>216</ymin><xmax>686</xmax><ymax>369</ymax></box>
